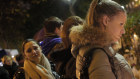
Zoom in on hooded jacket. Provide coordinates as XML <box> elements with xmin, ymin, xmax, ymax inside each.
<box><xmin>69</xmin><ymin>24</ymin><xmax>135</xmax><ymax>79</ymax></box>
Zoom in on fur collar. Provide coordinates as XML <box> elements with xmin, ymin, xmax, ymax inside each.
<box><xmin>69</xmin><ymin>24</ymin><xmax>114</xmax><ymax>58</ymax></box>
<box><xmin>69</xmin><ymin>24</ymin><xmax>112</xmax><ymax>47</ymax></box>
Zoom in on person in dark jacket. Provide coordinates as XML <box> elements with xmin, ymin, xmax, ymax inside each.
<box><xmin>2</xmin><ymin>55</ymin><xmax>18</xmax><ymax>79</ymax></box>
<box><xmin>40</xmin><ymin>16</ymin><xmax>64</xmax><ymax>59</ymax></box>
<box><xmin>49</xmin><ymin>16</ymin><xmax>84</xmax><ymax>79</ymax></box>
<box><xmin>15</xmin><ymin>54</ymin><xmax>24</xmax><ymax>67</ymax></box>
<box><xmin>0</xmin><ymin>66</ymin><xmax>9</xmax><ymax>79</ymax></box>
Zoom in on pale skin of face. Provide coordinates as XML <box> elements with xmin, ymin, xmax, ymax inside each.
<box><xmin>55</xmin><ymin>24</ymin><xmax>63</xmax><ymax>36</ymax></box>
<box><xmin>24</xmin><ymin>41</ymin><xmax>42</xmax><ymax>64</ymax></box>
<box><xmin>103</xmin><ymin>12</ymin><xmax>127</xmax><ymax>43</ymax></box>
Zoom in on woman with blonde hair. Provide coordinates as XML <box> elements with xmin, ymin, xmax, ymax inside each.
<box><xmin>70</xmin><ymin>0</ymin><xmax>135</xmax><ymax>79</ymax></box>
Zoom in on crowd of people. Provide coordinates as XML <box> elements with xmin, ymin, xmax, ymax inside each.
<box><xmin>0</xmin><ymin>0</ymin><xmax>139</xmax><ymax>79</ymax></box>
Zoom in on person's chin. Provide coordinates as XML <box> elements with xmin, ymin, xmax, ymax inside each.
<box><xmin>32</xmin><ymin>59</ymin><xmax>40</xmax><ymax>64</ymax></box>
<box><xmin>113</xmin><ymin>38</ymin><xmax>120</xmax><ymax>43</ymax></box>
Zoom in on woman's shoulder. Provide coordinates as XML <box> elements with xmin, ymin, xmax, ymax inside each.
<box><xmin>92</xmin><ymin>48</ymin><xmax>108</xmax><ymax>56</ymax></box>
<box><xmin>0</xmin><ymin>66</ymin><xmax>9</xmax><ymax>77</ymax></box>
<box><xmin>88</xmin><ymin>48</ymin><xmax>115</xmax><ymax>78</ymax></box>
<box><xmin>13</xmin><ymin>67</ymin><xmax>25</xmax><ymax>79</ymax></box>
<box><xmin>91</xmin><ymin>48</ymin><xmax>109</xmax><ymax>62</ymax></box>
<box><xmin>78</xmin><ymin>47</ymin><xmax>110</xmax><ymax>67</ymax></box>
<box><xmin>81</xmin><ymin>47</ymin><xmax>108</xmax><ymax>59</ymax></box>
<box><xmin>84</xmin><ymin>48</ymin><xmax>110</xmax><ymax>67</ymax></box>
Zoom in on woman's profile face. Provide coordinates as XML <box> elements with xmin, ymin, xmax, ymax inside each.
<box><xmin>24</xmin><ymin>41</ymin><xmax>42</xmax><ymax>64</ymax></box>
<box><xmin>106</xmin><ymin>12</ymin><xmax>127</xmax><ymax>42</ymax></box>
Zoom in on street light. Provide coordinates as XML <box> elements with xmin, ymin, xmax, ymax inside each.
<box><xmin>62</xmin><ymin>0</ymin><xmax>71</xmax><ymax>3</ymax></box>
<box><xmin>67</xmin><ymin>0</ymin><xmax>71</xmax><ymax>2</ymax></box>
<box><xmin>134</xmin><ymin>33</ymin><xmax>138</xmax><ymax>40</ymax></box>
<box><xmin>133</xmin><ymin>33</ymin><xmax>139</xmax><ymax>50</ymax></box>
<box><xmin>121</xmin><ymin>6</ymin><xmax>125</xmax><ymax>9</ymax></box>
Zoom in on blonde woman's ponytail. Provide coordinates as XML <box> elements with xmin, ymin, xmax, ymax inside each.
<box><xmin>86</xmin><ymin>0</ymin><xmax>98</xmax><ymax>27</ymax></box>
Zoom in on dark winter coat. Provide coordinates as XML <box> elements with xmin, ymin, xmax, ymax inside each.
<box><xmin>69</xmin><ymin>25</ymin><xmax>135</xmax><ymax>79</ymax></box>
<box><xmin>3</xmin><ymin>62</ymin><xmax>18</xmax><ymax>79</ymax></box>
<box><xmin>0</xmin><ymin>66</ymin><xmax>9</xmax><ymax>79</ymax></box>
<box><xmin>49</xmin><ymin>47</ymin><xmax>76</xmax><ymax>79</ymax></box>
<box><xmin>13</xmin><ymin>67</ymin><xmax>25</xmax><ymax>79</ymax></box>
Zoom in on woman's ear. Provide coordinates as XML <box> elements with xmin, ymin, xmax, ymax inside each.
<box><xmin>102</xmin><ymin>15</ymin><xmax>110</xmax><ymax>29</ymax></box>
<box><xmin>23</xmin><ymin>53</ymin><xmax>27</xmax><ymax>59</ymax></box>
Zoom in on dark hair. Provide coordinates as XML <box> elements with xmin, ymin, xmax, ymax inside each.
<box><xmin>86</xmin><ymin>0</ymin><xmax>126</xmax><ymax>27</ymax></box>
<box><xmin>61</xmin><ymin>16</ymin><xmax>83</xmax><ymax>48</ymax></box>
<box><xmin>0</xmin><ymin>66</ymin><xmax>9</xmax><ymax>79</ymax></box>
<box><xmin>43</xmin><ymin>16</ymin><xmax>63</xmax><ymax>33</ymax></box>
<box><xmin>22</xmin><ymin>39</ymin><xmax>38</xmax><ymax>53</ymax></box>
<box><xmin>15</xmin><ymin>54</ymin><xmax>23</xmax><ymax>62</ymax></box>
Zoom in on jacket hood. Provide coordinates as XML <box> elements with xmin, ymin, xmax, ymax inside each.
<box><xmin>69</xmin><ymin>24</ymin><xmax>113</xmax><ymax>58</ymax></box>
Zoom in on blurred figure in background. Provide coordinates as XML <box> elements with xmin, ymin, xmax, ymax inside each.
<box><xmin>14</xmin><ymin>39</ymin><xmax>55</xmax><ymax>79</ymax></box>
<box><xmin>40</xmin><ymin>16</ymin><xmax>64</xmax><ymax>59</ymax></box>
<box><xmin>49</xmin><ymin>16</ymin><xmax>83</xmax><ymax>78</ymax></box>
<box><xmin>0</xmin><ymin>66</ymin><xmax>10</xmax><ymax>79</ymax></box>
<box><xmin>2</xmin><ymin>55</ymin><xmax>18</xmax><ymax>79</ymax></box>
<box><xmin>124</xmin><ymin>53</ymin><xmax>140</xmax><ymax>79</ymax></box>
<box><xmin>0</xmin><ymin>49</ymin><xmax>8</xmax><ymax>59</ymax></box>
<box><xmin>14</xmin><ymin>54</ymin><xmax>24</xmax><ymax>67</ymax></box>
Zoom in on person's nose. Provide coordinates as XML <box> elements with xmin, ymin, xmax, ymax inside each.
<box><xmin>32</xmin><ymin>50</ymin><xmax>37</xmax><ymax>54</ymax></box>
<box><xmin>32</xmin><ymin>50</ymin><xmax>38</xmax><ymax>56</ymax></box>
